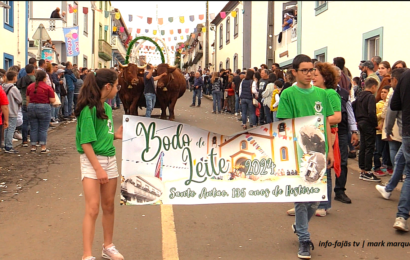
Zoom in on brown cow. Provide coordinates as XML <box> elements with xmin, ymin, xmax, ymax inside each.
<box><xmin>117</xmin><ymin>62</ymin><xmax>146</xmax><ymax>115</ymax></box>
<box><xmin>155</xmin><ymin>64</ymin><xmax>186</xmax><ymax>120</ymax></box>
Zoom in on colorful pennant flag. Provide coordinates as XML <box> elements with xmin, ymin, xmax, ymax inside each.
<box><xmin>137</xmin><ymin>15</ymin><xmax>143</xmax><ymax>19</ymax></box>
<box><xmin>128</xmin><ymin>28</ymin><xmax>132</xmax><ymax>34</ymax></box>
<box><xmin>189</xmin><ymin>15</ymin><xmax>194</xmax><ymax>22</ymax></box>
<box><xmin>153</xmin><ymin>30</ymin><xmax>157</xmax><ymax>35</ymax></box>
<box><xmin>194</xmin><ymin>28</ymin><xmax>197</xmax><ymax>33</ymax></box>
<box><xmin>168</xmin><ymin>37</ymin><xmax>171</xmax><ymax>41</ymax></box>
<box><xmin>113</xmin><ymin>26</ymin><xmax>117</xmax><ymax>32</ymax></box>
<box><xmin>83</xmin><ymin>7</ymin><xmax>88</xmax><ymax>14</ymax></box>
<box><xmin>158</xmin><ymin>18</ymin><xmax>163</xmax><ymax>25</ymax></box>
<box><xmin>145</xmin><ymin>29</ymin><xmax>149</xmax><ymax>33</ymax></box>
<box><xmin>231</xmin><ymin>11</ymin><xmax>237</xmax><ymax>18</ymax></box>
<box><xmin>161</xmin><ymin>30</ymin><xmax>165</xmax><ymax>36</ymax></box>
<box><xmin>137</xmin><ymin>28</ymin><xmax>141</xmax><ymax>34</ymax></box>
<box><xmin>170</xmin><ymin>30</ymin><xmax>174</xmax><ymax>35</ymax></box>
<box><xmin>68</xmin><ymin>4</ymin><xmax>73</xmax><ymax>13</ymax></box>
<box><xmin>220</xmin><ymin>12</ymin><xmax>226</xmax><ymax>19</ymax></box>
<box><xmin>185</xmin><ymin>28</ymin><xmax>189</xmax><ymax>33</ymax></box>
<box><xmin>168</xmin><ymin>17</ymin><xmax>173</xmax><ymax>23</ymax></box>
<box><xmin>147</xmin><ymin>17</ymin><xmax>152</xmax><ymax>24</ymax></box>
<box><xmin>199</xmin><ymin>14</ymin><xmax>204</xmax><ymax>20</ymax></box>
<box><xmin>120</xmin><ymin>27</ymin><xmax>124</xmax><ymax>33</ymax></box>
<box><xmin>73</xmin><ymin>5</ymin><xmax>78</xmax><ymax>13</ymax></box>
<box><xmin>104</xmin><ymin>25</ymin><xmax>108</xmax><ymax>31</ymax></box>
<box><xmin>129</xmin><ymin>15</ymin><xmax>133</xmax><ymax>21</ymax></box>
<box><xmin>178</xmin><ymin>29</ymin><xmax>181</xmax><ymax>34</ymax></box>
<box><xmin>210</xmin><ymin>13</ymin><xmax>215</xmax><ymax>20</ymax></box>
<box><xmin>202</xmin><ymin>27</ymin><xmax>206</xmax><ymax>33</ymax></box>
<box><xmin>104</xmin><ymin>11</ymin><xmax>110</xmax><ymax>18</ymax></box>
<box><xmin>179</xmin><ymin>16</ymin><xmax>184</xmax><ymax>23</ymax></box>
<box><xmin>174</xmin><ymin>37</ymin><xmax>177</xmax><ymax>40</ymax></box>
<box><xmin>181</xmin><ymin>36</ymin><xmax>184</xmax><ymax>39</ymax></box>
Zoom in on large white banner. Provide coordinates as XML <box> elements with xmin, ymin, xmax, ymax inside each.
<box><xmin>120</xmin><ymin>115</ymin><xmax>328</xmax><ymax>205</ymax></box>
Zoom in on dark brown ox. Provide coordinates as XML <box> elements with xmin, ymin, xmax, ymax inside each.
<box><xmin>117</xmin><ymin>62</ymin><xmax>146</xmax><ymax>115</ymax></box>
<box><xmin>155</xmin><ymin>64</ymin><xmax>186</xmax><ymax>120</ymax></box>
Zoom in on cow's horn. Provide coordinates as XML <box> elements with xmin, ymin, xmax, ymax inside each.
<box><xmin>117</xmin><ymin>58</ymin><xmax>128</xmax><ymax>68</ymax></box>
<box><xmin>168</xmin><ymin>65</ymin><xmax>176</xmax><ymax>70</ymax></box>
<box><xmin>137</xmin><ymin>64</ymin><xmax>147</xmax><ymax>69</ymax></box>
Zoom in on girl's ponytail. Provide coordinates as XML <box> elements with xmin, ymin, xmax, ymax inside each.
<box><xmin>34</xmin><ymin>70</ymin><xmax>47</xmax><ymax>94</ymax></box>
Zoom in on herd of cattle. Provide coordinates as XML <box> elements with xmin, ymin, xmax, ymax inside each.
<box><xmin>117</xmin><ymin>63</ymin><xmax>186</xmax><ymax>121</ymax></box>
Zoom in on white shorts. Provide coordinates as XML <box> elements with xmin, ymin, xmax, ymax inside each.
<box><xmin>80</xmin><ymin>154</ymin><xmax>119</xmax><ymax>181</ymax></box>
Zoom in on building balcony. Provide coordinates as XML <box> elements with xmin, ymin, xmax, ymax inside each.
<box><xmin>274</xmin><ymin>23</ymin><xmax>297</xmax><ymax>63</ymax></box>
<box><xmin>99</xmin><ymin>39</ymin><xmax>112</xmax><ymax>61</ymax></box>
<box><xmin>192</xmin><ymin>41</ymin><xmax>203</xmax><ymax>65</ymax></box>
<box><xmin>111</xmin><ymin>35</ymin><xmax>127</xmax><ymax>63</ymax></box>
<box><xmin>29</xmin><ymin>18</ymin><xmax>67</xmax><ymax>42</ymax></box>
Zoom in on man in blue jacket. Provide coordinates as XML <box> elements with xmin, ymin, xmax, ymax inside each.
<box><xmin>17</xmin><ymin>58</ymin><xmax>37</xmax><ymax>80</ymax></box>
<box><xmin>190</xmin><ymin>72</ymin><xmax>203</xmax><ymax>107</ymax></box>
<box><xmin>64</xmin><ymin>61</ymin><xmax>77</xmax><ymax>119</ymax></box>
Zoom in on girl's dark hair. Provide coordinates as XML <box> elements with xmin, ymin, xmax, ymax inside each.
<box><xmin>74</xmin><ymin>69</ymin><xmax>118</xmax><ymax>119</ymax></box>
<box><xmin>268</xmin><ymin>73</ymin><xmax>277</xmax><ymax>83</ymax></box>
<box><xmin>274</xmin><ymin>80</ymin><xmax>283</xmax><ymax>89</ymax></box>
<box><xmin>34</xmin><ymin>70</ymin><xmax>47</xmax><ymax>94</ymax></box>
<box><xmin>314</xmin><ymin>62</ymin><xmax>338</xmax><ymax>89</ymax></box>
<box><xmin>245</xmin><ymin>69</ymin><xmax>254</xmax><ymax>80</ymax></box>
<box><xmin>382</xmin><ymin>85</ymin><xmax>391</xmax><ymax>91</ymax></box>
<box><xmin>353</xmin><ymin>77</ymin><xmax>360</xmax><ymax>86</ymax></box>
<box><xmin>380</xmin><ymin>61</ymin><xmax>391</xmax><ymax>70</ymax></box>
<box><xmin>392</xmin><ymin>60</ymin><xmax>407</xmax><ymax>69</ymax></box>
<box><xmin>274</xmin><ymin>68</ymin><xmax>284</xmax><ymax>80</ymax></box>
<box><xmin>254</xmin><ymin>71</ymin><xmax>261</xmax><ymax>81</ymax></box>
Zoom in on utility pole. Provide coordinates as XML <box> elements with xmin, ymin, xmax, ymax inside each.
<box><xmin>205</xmin><ymin>1</ymin><xmax>209</xmax><ymax>70</ymax></box>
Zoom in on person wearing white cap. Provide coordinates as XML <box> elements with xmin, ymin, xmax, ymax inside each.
<box><xmin>282</xmin><ymin>13</ymin><xmax>294</xmax><ymax>31</ymax></box>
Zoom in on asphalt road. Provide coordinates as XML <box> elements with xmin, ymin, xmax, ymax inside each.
<box><xmin>0</xmin><ymin>92</ymin><xmax>409</xmax><ymax>260</ymax></box>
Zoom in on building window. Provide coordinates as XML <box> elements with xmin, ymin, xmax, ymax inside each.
<box><xmin>84</xmin><ymin>12</ymin><xmax>88</xmax><ymax>35</ymax></box>
<box><xmin>240</xmin><ymin>141</ymin><xmax>247</xmax><ymax>150</ymax></box>
<box><xmin>3</xmin><ymin>1</ymin><xmax>14</xmax><ymax>32</ymax></box>
<box><xmin>99</xmin><ymin>24</ymin><xmax>102</xmax><ymax>39</ymax></box>
<box><xmin>280</xmin><ymin>147</ymin><xmax>289</xmax><ymax>161</ymax></box>
<box><xmin>226</xmin><ymin>17</ymin><xmax>230</xmax><ymax>44</ymax></box>
<box><xmin>314</xmin><ymin>47</ymin><xmax>327</xmax><ymax>62</ymax></box>
<box><xmin>73</xmin><ymin>56</ymin><xmax>78</xmax><ymax>66</ymax></box>
<box><xmin>362</xmin><ymin>27</ymin><xmax>383</xmax><ymax>60</ymax></box>
<box><xmin>99</xmin><ymin>1</ymin><xmax>102</xmax><ymax>10</ymax></box>
<box><xmin>226</xmin><ymin>58</ymin><xmax>230</xmax><ymax>70</ymax></box>
<box><xmin>83</xmin><ymin>55</ymin><xmax>88</xmax><ymax>68</ymax></box>
<box><xmin>73</xmin><ymin>1</ymin><xmax>79</xmax><ymax>26</ymax></box>
<box><xmin>104</xmin><ymin>1</ymin><xmax>108</xmax><ymax>11</ymax></box>
<box><xmin>219</xmin><ymin>62</ymin><xmax>223</xmax><ymax>71</ymax></box>
<box><xmin>99</xmin><ymin>62</ymin><xmax>102</xmax><ymax>68</ymax></box>
<box><xmin>233</xmin><ymin>53</ymin><xmax>238</xmax><ymax>71</ymax></box>
<box><xmin>104</xmin><ymin>29</ymin><xmax>108</xmax><ymax>41</ymax></box>
<box><xmin>234</xmin><ymin>8</ymin><xmax>239</xmax><ymax>37</ymax></box>
<box><xmin>219</xmin><ymin>24</ymin><xmax>223</xmax><ymax>49</ymax></box>
<box><xmin>315</xmin><ymin>1</ymin><xmax>328</xmax><ymax>16</ymax></box>
<box><xmin>4</xmin><ymin>53</ymin><xmax>14</xmax><ymax>70</ymax></box>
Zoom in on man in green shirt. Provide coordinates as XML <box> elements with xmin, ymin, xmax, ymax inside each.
<box><xmin>277</xmin><ymin>54</ymin><xmax>334</xmax><ymax>259</ymax></box>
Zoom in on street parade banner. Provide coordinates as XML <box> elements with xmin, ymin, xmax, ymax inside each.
<box><xmin>63</xmin><ymin>26</ymin><xmax>80</xmax><ymax>57</ymax></box>
<box><xmin>121</xmin><ymin>115</ymin><xmax>328</xmax><ymax>205</ymax></box>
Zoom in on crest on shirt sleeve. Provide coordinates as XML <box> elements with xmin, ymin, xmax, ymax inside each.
<box><xmin>314</xmin><ymin>101</ymin><xmax>323</xmax><ymax>113</ymax></box>
<box><xmin>107</xmin><ymin>119</ymin><xmax>114</xmax><ymax>134</ymax></box>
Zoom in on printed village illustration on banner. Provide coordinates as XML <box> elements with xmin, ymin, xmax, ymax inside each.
<box><xmin>120</xmin><ymin>115</ymin><xmax>328</xmax><ymax>205</ymax></box>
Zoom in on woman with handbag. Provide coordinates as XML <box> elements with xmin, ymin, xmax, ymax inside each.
<box><xmin>239</xmin><ymin>69</ymin><xmax>258</xmax><ymax>129</ymax></box>
<box><xmin>26</xmin><ymin>70</ymin><xmax>56</xmax><ymax>154</ymax></box>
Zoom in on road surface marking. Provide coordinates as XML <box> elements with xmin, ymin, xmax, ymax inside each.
<box><xmin>161</xmin><ymin>204</ymin><xmax>179</xmax><ymax>260</ymax></box>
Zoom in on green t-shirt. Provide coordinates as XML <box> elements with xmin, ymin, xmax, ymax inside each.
<box><xmin>277</xmin><ymin>85</ymin><xmax>334</xmax><ymax>153</ymax></box>
<box><xmin>76</xmin><ymin>103</ymin><xmax>116</xmax><ymax>156</ymax></box>
<box><xmin>325</xmin><ymin>88</ymin><xmax>341</xmax><ymax>128</ymax></box>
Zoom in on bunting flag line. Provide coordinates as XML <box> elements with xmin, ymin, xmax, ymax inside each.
<box><xmin>153</xmin><ymin>30</ymin><xmax>157</xmax><ymax>35</ymax></box>
<box><xmin>170</xmin><ymin>30</ymin><xmax>174</xmax><ymax>35</ymax></box>
<box><xmin>137</xmin><ymin>28</ymin><xmax>141</xmax><ymax>34</ymax></box>
<box><xmin>231</xmin><ymin>10</ymin><xmax>237</xmax><ymax>18</ymax></box>
<box><xmin>168</xmin><ymin>37</ymin><xmax>171</xmax><ymax>42</ymax></box>
<box><xmin>104</xmin><ymin>25</ymin><xmax>108</xmax><ymax>31</ymax></box>
<box><xmin>174</xmin><ymin>37</ymin><xmax>177</xmax><ymax>40</ymax></box>
<box><xmin>161</xmin><ymin>30</ymin><xmax>165</xmax><ymax>36</ymax></box>
<box><xmin>185</xmin><ymin>28</ymin><xmax>189</xmax><ymax>33</ymax></box>
<box><xmin>105</xmin><ymin>11</ymin><xmax>110</xmax><ymax>18</ymax></box>
<box><xmin>68</xmin><ymin>4</ymin><xmax>73</xmax><ymax>13</ymax></box>
<box><xmin>220</xmin><ymin>12</ymin><xmax>226</xmax><ymax>19</ymax></box>
<box><xmin>113</xmin><ymin>26</ymin><xmax>117</xmax><ymax>32</ymax></box>
<box><xmin>194</xmin><ymin>28</ymin><xmax>197</xmax><ymax>33</ymax></box>
<box><xmin>73</xmin><ymin>5</ymin><xmax>78</xmax><ymax>13</ymax></box>
<box><xmin>210</xmin><ymin>13</ymin><xmax>215</xmax><ymax>20</ymax></box>
<box><xmin>178</xmin><ymin>29</ymin><xmax>181</xmax><ymax>34</ymax></box>
<box><xmin>168</xmin><ymin>17</ymin><xmax>173</xmax><ymax>23</ymax></box>
<box><xmin>181</xmin><ymin>36</ymin><xmax>184</xmax><ymax>40</ymax></box>
<box><xmin>83</xmin><ymin>7</ymin><xmax>88</xmax><ymax>15</ymax></box>
<box><xmin>147</xmin><ymin>17</ymin><xmax>152</xmax><ymax>24</ymax></box>
<box><xmin>179</xmin><ymin>16</ymin><xmax>184</xmax><ymax>23</ymax></box>
<box><xmin>199</xmin><ymin>14</ymin><xmax>204</xmax><ymax>20</ymax></box>
<box><xmin>189</xmin><ymin>15</ymin><xmax>194</xmax><ymax>22</ymax></box>
<box><xmin>128</xmin><ymin>28</ymin><xmax>132</xmax><ymax>34</ymax></box>
<box><xmin>120</xmin><ymin>27</ymin><xmax>124</xmax><ymax>33</ymax></box>
<box><xmin>145</xmin><ymin>29</ymin><xmax>149</xmax><ymax>33</ymax></box>
<box><xmin>158</xmin><ymin>18</ymin><xmax>163</xmax><ymax>25</ymax></box>
<box><xmin>202</xmin><ymin>27</ymin><xmax>206</xmax><ymax>33</ymax></box>
<box><xmin>129</xmin><ymin>15</ymin><xmax>133</xmax><ymax>21</ymax></box>
<box><xmin>115</xmin><ymin>12</ymin><xmax>121</xmax><ymax>20</ymax></box>
<box><xmin>137</xmin><ymin>15</ymin><xmax>143</xmax><ymax>19</ymax></box>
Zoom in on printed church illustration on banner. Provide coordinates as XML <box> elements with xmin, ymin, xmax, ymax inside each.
<box><xmin>205</xmin><ymin>122</ymin><xmax>298</xmax><ymax>177</ymax></box>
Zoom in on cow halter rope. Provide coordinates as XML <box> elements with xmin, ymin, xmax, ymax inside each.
<box><xmin>125</xmin><ymin>36</ymin><xmax>169</xmax><ymax>65</ymax></box>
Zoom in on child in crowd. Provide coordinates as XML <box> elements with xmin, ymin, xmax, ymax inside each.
<box><xmin>270</xmin><ymin>79</ymin><xmax>283</xmax><ymax>122</ymax></box>
<box><xmin>211</xmin><ymin>72</ymin><xmax>222</xmax><ymax>114</ymax></box>
<box><xmin>74</xmin><ymin>69</ymin><xmax>124</xmax><ymax>260</ymax></box>
<box><xmin>0</xmin><ymin>69</ymin><xmax>9</xmax><ymax>149</ymax></box>
<box><xmin>17</xmin><ymin>64</ymin><xmax>35</xmax><ymax>146</ymax></box>
<box><xmin>277</xmin><ymin>54</ymin><xmax>334</xmax><ymax>259</ymax></box>
<box><xmin>352</xmin><ymin>77</ymin><xmax>380</xmax><ymax>182</ymax></box>
<box><xmin>374</xmin><ymin>85</ymin><xmax>391</xmax><ymax>177</ymax></box>
<box><xmin>226</xmin><ymin>75</ymin><xmax>235</xmax><ymax>114</ymax></box>
<box><xmin>2</xmin><ymin>71</ymin><xmax>22</xmax><ymax>153</ymax></box>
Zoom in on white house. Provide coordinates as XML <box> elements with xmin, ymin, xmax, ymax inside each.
<box><xmin>0</xmin><ymin>1</ymin><xmax>29</xmax><ymax>69</ymax></box>
<box><xmin>274</xmin><ymin>1</ymin><xmax>410</xmax><ymax>76</ymax></box>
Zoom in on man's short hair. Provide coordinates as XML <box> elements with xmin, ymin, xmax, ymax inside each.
<box><xmin>292</xmin><ymin>54</ymin><xmax>312</xmax><ymax>70</ymax></box>
<box><xmin>38</xmin><ymin>59</ymin><xmax>46</xmax><ymax>67</ymax></box>
<box><xmin>391</xmin><ymin>68</ymin><xmax>407</xmax><ymax>81</ymax></box>
<box><xmin>364</xmin><ymin>77</ymin><xmax>378</xmax><ymax>89</ymax></box>
<box><xmin>272</xmin><ymin>63</ymin><xmax>279</xmax><ymax>68</ymax></box>
<box><xmin>262</xmin><ymin>69</ymin><xmax>269</xmax><ymax>75</ymax></box>
<box><xmin>51</xmin><ymin>63</ymin><xmax>57</xmax><ymax>66</ymax></box>
<box><xmin>25</xmin><ymin>64</ymin><xmax>35</xmax><ymax>74</ymax></box>
<box><xmin>363</xmin><ymin>61</ymin><xmax>374</xmax><ymax>70</ymax></box>
<box><xmin>235</xmin><ymin>69</ymin><xmax>241</xmax><ymax>74</ymax></box>
<box><xmin>6</xmin><ymin>71</ymin><xmax>17</xmax><ymax>81</ymax></box>
<box><xmin>333</xmin><ymin>57</ymin><xmax>346</xmax><ymax>70</ymax></box>
<box><xmin>29</xmin><ymin>57</ymin><xmax>37</xmax><ymax>65</ymax></box>
<box><xmin>372</xmin><ymin>56</ymin><xmax>382</xmax><ymax>65</ymax></box>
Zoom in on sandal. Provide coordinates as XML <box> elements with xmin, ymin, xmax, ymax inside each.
<box><xmin>40</xmin><ymin>149</ymin><xmax>50</xmax><ymax>154</ymax></box>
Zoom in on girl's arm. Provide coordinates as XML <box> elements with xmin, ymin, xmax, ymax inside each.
<box><xmin>326</xmin><ymin>119</ymin><xmax>334</xmax><ymax>169</ymax></box>
<box><xmin>327</xmin><ymin>111</ymin><xmax>341</xmax><ymax>125</ymax></box>
<box><xmin>81</xmin><ymin>143</ymin><xmax>109</xmax><ymax>184</ymax></box>
<box><xmin>273</xmin><ymin>94</ymin><xmax>280</xmax><ymax>108</ymax></box>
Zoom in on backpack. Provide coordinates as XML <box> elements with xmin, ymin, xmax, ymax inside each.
<box><xmin>212</xmin><ymin>79</ymin><xmax>221</xmax><ymax>92</ymax></box>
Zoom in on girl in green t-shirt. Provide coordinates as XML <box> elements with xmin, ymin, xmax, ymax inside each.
<box><xmin>74</xmin><ymin>69</ymin><xmax>125</xmax><ymax>260</ymax></box>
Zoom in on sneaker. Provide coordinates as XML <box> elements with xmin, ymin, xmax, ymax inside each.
<box><xmin>40</xmin><ymin>149</ymin><xmax>50</xmax><ymax>154</ymax></box>
<box><xmin>190</xmin><ymin>104</ymin><xmax>195</xmax><ymax>107</ymax></box>
<box><xmin>211</xmin><ymin>111</ymin><xmax>216</xmax><ymax>114</ymax></box>
<box><xmin>82</xmin><ymin>257</ymin><xmax>96</xmax><ymax>260</ymax></box>
<box><xmin>12</xmin><ymin>138</ymin><xmax>18</xmax><ymax>142</ymax></box>
<box><xmin>359</xmin><ymin>172</ymin><xmax>365</xmax><ymax>180</ymax></box>
<box><xmin>334</xmin><ymin>193</ymin><xmax>352</xmax><ymax>204</ymax></box>
<box><xmin>374</xmin><ymin>169</ymin><xmax>387</xmax><ymax>177</ymax></box>
<box><xmin>50</xmin><ymin>121</ymin><xmax>59</xmax><ymax>125</ymax></box>
<box><xmin>197</xmin><ymin>104</ymin><xmax>201</xmax><ymax>107</ymax></box>
<box><xmin>292</xmin><ymin>223</ymin><xmax>299</xmax><ymax>237</ymax></box>
<box><xmin>348</xmin><ymin>151</ymin><xmax>356</xmax><ymax>158</ymax></box>
<box><xmin>298</xmin><ymin>240</ymin><xmax>314</xmax><ymax>259</ymax></box>
<box><xmin>235</xmin><ymin>113</ymin><xmax>238</xmax><ymax>116</ymax></box>
<box><xmin>361</xmin><ymin>172</ymin><xmax>381</xmax><ymax>182</ymax></box>
<box><xmin>387</xmin><ymin>168</ymin><xmax>394</xmax><ymax>175</ymax></box>
<box><xmin>22</xmin><ymin>142</ymin><xmax>29</xmax><ymax>147</ymax></box>
<box><xmin>4</xmin><ymin>148</ymin><xmax>19</xmax><ymax>154</ymax></box>
<box><xmin>102</xmin><ymin>243</ymin><xmax>124</xmax><ymax>260</ymax></box>
<box><xmin>13</xmin><ymin>131</ymin><xmax>22</xmax><ymax>140</ymax></box>
<box><xmin>315</xmin><ymin>208</ymin><xmax>327</xmax><ymax>217</ymax></box>
<box><xmin>376</xmin><ymin>185</ymin><xmax>392</xmax><ymax>199</ymax></box>
<box><xmin>393</xmin><ymin>217</ymin><xmax>409</xmax><ymax>232</ymax></box>
<box><xmin>287</xmin><ymin>208</ymin><xmax>295</xmax><ymax>216</ymax></box>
